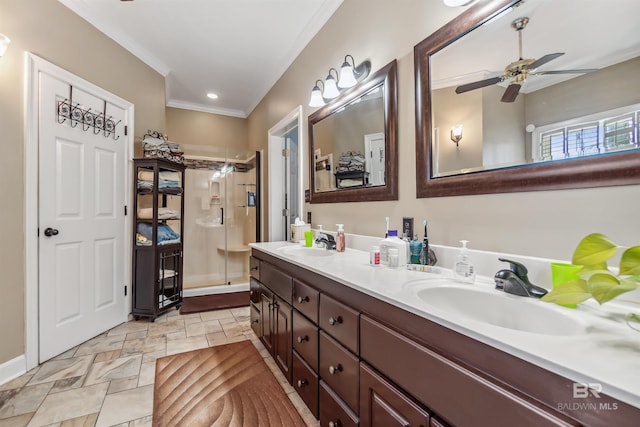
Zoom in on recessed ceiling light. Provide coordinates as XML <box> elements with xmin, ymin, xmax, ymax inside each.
<box><xmin>206</xmin><ymin>93</ymin><xmax>219</xmax><ymax>100</ymax></box>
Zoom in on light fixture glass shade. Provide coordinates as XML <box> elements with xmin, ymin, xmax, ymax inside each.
<box><xmin>0</xmin><ymin>33</ymin><xmax>10</xmax><ymax>57</ymax></box>
<box><xmin>338</xmin><ymin>62</ymin><xmax>357</xmax><ymax>88</ymax></box>
<box><xmin>323</xmin><ymin>75</ymin><xmax>340</xmax><ymax>99</ymax></box>
<box><xmin>308</xmin><ymin>86</ymin><xmax>325</xmax><ymax>107</ymax></box>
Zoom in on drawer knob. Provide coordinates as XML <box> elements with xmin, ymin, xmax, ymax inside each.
<box><xmin>251</xmin><ymin>266</ymin><xmax>259</xmax><ymax>271</ymax></box>
<box><xmin>297</xmin><ymin>335</ymin><xmax>308</xmax><ymax>344</ymax></box>
<box><xmin>297</xmin><ymin>296</ymin><xmax>309</xmax><ymax>304</ymax></box>
<box><xmin>252</xmin><ymin>319</ymin><xmax>259</xmax><ymax>324</ymax></box>
<box><xmin>328</xmin><ymin>316</ymin><xmax>342</xmax><ymax>326</ymax></box>
<box><xmin>328</xmin><ymin>421</ymin><xmax>341</xmax><ymax>427</ymax></box>
<box><xmin>297</xmin><ymin>379</ymin><xmax>308</xmax><ymax>388</ymax></box>
<box><xmin>328</xmin><ymin>364</ymin><xmax>342</xmax><ymax>375</ymax></box>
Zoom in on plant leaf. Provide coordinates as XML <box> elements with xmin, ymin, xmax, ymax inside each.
<box><xmin>588</xmin><ymin>273</ymin><xmax>637</xmax><ymax>304</ymax></box>
<box><xmin>541</xmin><ymin>279</ymin><xmax>592</xmax><ymax>305</ymax></box>
<box><xmin>572</xmin><ymin>233</ymin><xmax>618</xmax><ymax>267</ymax></box>
<box><xmin>620</xmin><ymin>246</ymin><xmax>640</xmax><ymax>276</ymax></box>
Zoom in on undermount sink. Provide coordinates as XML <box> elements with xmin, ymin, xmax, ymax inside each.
<box><xmin>278</xmin><ymin>246</ymin><xmax>335</xmax><ymax>257</ymax></box>
<box><xmin>415</xmin><ymin>285</ymin><xmax>586</xmax><ymax>336</ymax></box>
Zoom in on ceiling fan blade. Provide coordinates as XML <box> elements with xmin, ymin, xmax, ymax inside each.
<box><xmin>455</xmin><ymin>76</ymin><xmax>503</xmax><ymax>94</ymax></box>
<box><xmin>525</xmin><ymin>52</ymin><xmax>564</xmax><ymax>70</ymax></box>
<box><xmin>535</xmin><ymin>69</ymin><xmax>598</xmax><ymax>75</ymax></box>
<box><xmin>501</xmin><ymin>83</ymin><xmax>521</xmax><ymax>103</ymax></box>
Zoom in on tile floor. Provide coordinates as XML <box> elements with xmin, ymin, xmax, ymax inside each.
<box><xmin>0</xmin><ymin>306</ymin><xmax>318</xmax><ymax>427</ymax></box>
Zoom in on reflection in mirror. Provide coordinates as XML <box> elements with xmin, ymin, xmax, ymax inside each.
<box><xmin>414</xmin><ymin>0</ymin><xmax>640</xmax><ymax>197</ymax></box>
<box><xmin>313</xmin><ymin>85</ymin><xmax>385</xmax><ymax>192</ymax></box>
<box><xmin>310</xmin><ymin>60</ymin><xmax>397</xmax><ymax>203</ymax></box>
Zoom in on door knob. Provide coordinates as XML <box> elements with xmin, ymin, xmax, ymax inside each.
<box><xmin>44</xmin><ymin>227</ymin><xmax>59</xmax><ymax>237</ymax></box>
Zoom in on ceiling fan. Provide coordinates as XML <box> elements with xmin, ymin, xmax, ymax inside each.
<box><xmin>455</xmin><ymin>17</ymin><xmax>597</xmax><ymax>102</ymax></box>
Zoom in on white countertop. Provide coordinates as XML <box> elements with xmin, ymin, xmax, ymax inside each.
<box><xmin>251</xmin><ymin>241</ymin><xmax>640</xmax><ymax>410</ymax></box>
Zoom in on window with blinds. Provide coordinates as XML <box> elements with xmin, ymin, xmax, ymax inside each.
<box><xmin>539</xmin><ymin>109</ymin><xmax>638</xmax><ymax>161</ymax></box>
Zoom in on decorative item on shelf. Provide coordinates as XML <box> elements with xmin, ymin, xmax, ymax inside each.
<box><xmin>308</xmin><ymin>54</ymin><xmax>372</xmax><ymax>107</ymax></box>
<box><xmin>142</xmin><ymin>130</ymin><xmax>184</xmax><ymax>164</ymax></box>
<box><xmin>542</xmin><ymin>233</ymin><xmax>640</xmax><ymax>330</ymax></box>
<box><xmin>57</xmin><ymin>85</ymin><xmax>121</xmax><ymax>139</ymax></box>
<box><xmin>450</xmin><ymin>125</ymin><xmax>463</xmax><ymax>147</ymax></box>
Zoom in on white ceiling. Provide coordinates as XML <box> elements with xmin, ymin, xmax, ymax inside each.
<box><xmin>58</xmin><ymin>0</ymin><xmax>343</xmax><ymax>118</ymax></box>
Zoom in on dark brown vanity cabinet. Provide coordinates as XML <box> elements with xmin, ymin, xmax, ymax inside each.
<box><xmin>249</xmin><ymin>259</ymin><xmax>293</xmax><ymax>384</ymax></box>
<box><xmin>250</xmin><ymin>248</ymin><xmax>640</xmax><ymax>427</ymax></box>
<box><xmin>132</xmin><ymin>158</ymin><xmax>185</xmax><ymax>321</ymax></box>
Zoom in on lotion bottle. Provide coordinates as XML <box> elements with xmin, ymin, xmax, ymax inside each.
<box><xmin>453</xmin><ymin>240</ymin><xmax>475</xmax><ymax>283</ymax></box>
<box><xmin>336</xmin><ymin>224</ymin><xmax>346</xmax><ymax>252</ymax></box>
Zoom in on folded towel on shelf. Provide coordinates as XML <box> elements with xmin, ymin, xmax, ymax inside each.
<box><xmin>158</xmin><ymin>180</ymin><xmax>181</xmax><ymax>189</ymax></box>
<box><xmin>138</xmin><ymin>207</ymin><xmax>179</xmax><ymax>220</ymax></box>
<box><xmin>136</xmin><ymin>233</ymin><xmax>152</xmax><ymax>246</ymax></box>
<box><xmin>137</xmin><ymin>180</ymin><xmax>153</xmax><ymax>190</ymax></box>
<box><xmin>336</xmin><ymin>151</ymin><xmax>365</xmax><ymax>173</ymax></box>
<box><xmin>159</xmin><ymin>171</ymin><xmax>181</xmax><ymax>182</ymax></box>
<box><xmin>137</xmin><ymin>222</ymin><xmax>180</xmax><ymax>244</ymax></box>
<box><xmin>137</xmin><ymin>169</ymin><xmax>155</xmax><ymax>182</ymax></box>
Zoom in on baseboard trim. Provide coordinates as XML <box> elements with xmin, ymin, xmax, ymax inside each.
<box><xmin>0</xmin><ymin>354</ymin><xmax>27</xmax><ymax>387</ymax></box>
<box><xmin>183</xmin><ymin>282</ymin><xmax>249</xmax><ymax>297</ymax></box>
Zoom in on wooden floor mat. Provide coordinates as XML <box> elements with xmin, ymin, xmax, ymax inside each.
<box><xmin>153</xmin><ymin>340</ymin><xmax>306</xmax><ymax>426</ymax></box>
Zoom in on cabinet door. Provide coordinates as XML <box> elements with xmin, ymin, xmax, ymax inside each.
<box><xmin>360</xmin><ymin>363</ymin><xmax>430</xmax><ymax>427</ymax></box>
<box><xmin>259</xmin><ymin>285</ymin><xmax>273</xmax><ymax>354</ymax></box>
<box><xmin>250</xmin><ymin>304</ymin><xmax>261</xmax><ymax>337</ymax></box>
<box><xmin>273</xmin><ymin>294</ymin><xmax>293</xmax><ymax>384</ymax></box>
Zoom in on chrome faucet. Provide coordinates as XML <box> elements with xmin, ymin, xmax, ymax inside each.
<box><xmin>494</xmin><ymin>258</ymin><xmax>548</xmax><ymax>298</ymax></box>
<box><xmin>315</xmin><ymin>232</ymin><xmax>336</xmax><ymax>250</ymax></box>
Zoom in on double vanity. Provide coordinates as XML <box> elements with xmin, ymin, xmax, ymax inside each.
<box><xmin>249</xmin><ymin>241</ymin><xmax>640</xmax><ymax>427</ymax></box>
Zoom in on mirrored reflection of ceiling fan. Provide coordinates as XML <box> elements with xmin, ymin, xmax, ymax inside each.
<box><xmin>455</xmin><ymin>17</ymin><xmax>598</xmax><ymax>102</ymax></box>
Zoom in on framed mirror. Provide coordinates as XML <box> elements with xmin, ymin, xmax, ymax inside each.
<box><xmin>415</xmin><ymin>0</ymin><xmax>640</xmax><ymax>198</ymax></box>
<box><xmin>309</xmin><ymin>59</ymin><xmax>397</xmax><ymax>203</ymax></box>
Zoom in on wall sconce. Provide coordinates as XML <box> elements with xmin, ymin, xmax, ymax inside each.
<box><xmin>0</xmin><ymin>33</ymin><xmax>10</xmax><ymax>58</ymax></box>
<box><xmin>308</xmin><ymin>54</ymin><xmax>372</xmax><ymax>107</ymax></box>
<box><xmin>308</xmin><ymin>80</ymin><xmax>326</xmax><ymax>107</ymax></box>
<box><xmin>450</xmin><ymin>125</ymin><xmax>463</xmax><ymax>146</ymax></box>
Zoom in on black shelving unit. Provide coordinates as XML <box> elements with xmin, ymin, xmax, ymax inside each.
<box><xmin>132</xmin><ymin>158</ymin><xmax>185</xmax><ymax>321</ymax></box>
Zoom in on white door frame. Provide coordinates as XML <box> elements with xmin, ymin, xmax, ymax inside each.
<box><xmin>267</xmin><ymin>106</ymin><xmax>304</xmax><ymax>242</ymax></box>
<box><xmin>24</xmin><ymin>53</ymin><xmax>134</xmax><ymax>370</ymax></box>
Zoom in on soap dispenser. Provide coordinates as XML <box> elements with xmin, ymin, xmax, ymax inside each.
<box><xmin>453</xmin><ymin>240</ymin><xmax>475</xmax><ymax>283</ymax></box>
<box><xmin>336</xmin><ymin>224</ymin><xmax>346</xmax><ymax>252</ymax></box>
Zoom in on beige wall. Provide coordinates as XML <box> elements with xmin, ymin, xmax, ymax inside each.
<box><xmin>0</xmin><ymin>0</ymin><xmax>166</xmax><ymax>364</ymax></box>
<box><xmin>248</xmin><ymin>0</ymin><xmax>640</xmax><ymax>263</ymax></box>
<box><xmin>166</xmin><ymin>107</ymin><xmax>248</xmax><ymax>151</ymax></box>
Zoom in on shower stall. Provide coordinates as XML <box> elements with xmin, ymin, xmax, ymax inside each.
<box><xmin>181</xmin><ymin>146</ymin><xmax>260</xmax><ymax>295</ymax></box>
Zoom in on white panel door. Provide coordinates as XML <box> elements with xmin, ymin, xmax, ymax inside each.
<box><xmin>364</xmin><ymin>132</ymin><xmax>386</xmax><ymax>186</ymax></box>
<box><xmin>38</xmin><ymin>72</ymin><xmax>127</xmax><ymax>361</ymax></box>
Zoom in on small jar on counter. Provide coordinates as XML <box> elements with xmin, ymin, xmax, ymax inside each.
<box><xmin>370</xmin><ymin>246</ymin><xmax>380</xmax><ymax>265</ymax></box>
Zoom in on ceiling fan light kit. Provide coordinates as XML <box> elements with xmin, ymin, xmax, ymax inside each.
<box><xmin>455</xmin><ymin>17</ymin><xmax>597</xmax><ymax>102</ymax></box>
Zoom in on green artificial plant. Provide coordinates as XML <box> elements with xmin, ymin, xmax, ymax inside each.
<box><xmin>542</xmin><ymin>233</ymin><xmax>640</xmax><ymax>306</ymax></box>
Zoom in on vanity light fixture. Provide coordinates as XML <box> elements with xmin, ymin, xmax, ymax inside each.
<box><xmin>451</xmin><ymin>125</ymin><xmax>463</xmax><ymax>146</ymax></box>
<box><xmin>323</xmin><ymin>68</ymin><xmax>340</xmax><ymax>99</ymax></box>
<box><xmin>0</xmin><ymin>33</ymin><xmax>10</xmax><ymax>58</ymax></box>
<box><xmin>308</xmin><ymin>80</ymin><xmax>325</xmax><ymax>107</ymax></box>
<box><xmin>308</xmin><ymin>55</ymin><xmax>372</xmax><ymax>108</ymax></box>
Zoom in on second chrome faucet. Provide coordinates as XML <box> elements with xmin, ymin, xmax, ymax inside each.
<box><xmin>494</xmin><ymin>258</ymin><xmax>548</xmax><ymax>298</ymax></box>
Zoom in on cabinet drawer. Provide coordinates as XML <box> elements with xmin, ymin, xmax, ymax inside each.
<box><xmin>360</xmin><ymin>362</ymin><xmax>430</xmax><ymax>427</ymax></box>
<box><xmin>360</xmin><ymin>316</ymin><xmax>574</xmax><ymax>427</ymax></box>
<box><xmin>250</xmin><ymin>278</ymin><xmax>261</xmax><ymax>306</ymax></box>
<box><xmin>319</xmin><ymin>294</ymin><xmax>359</xmax><ymax>354</ymax></box>
<box><xmin>261</xmin><ymin>262</ymin><xmax>293</xmax><ymax>304</ymax></box>
<box><xmin>320</xmin><ymin>380</ymin><xmax>359</xmax><ymax>427</ymax></box>
<box><xmin>293</xmin><ymin>279</ymin><xmax>319</xmax><ymax>323</ymax></box>
<box><xmin>293</xmin><ymin>310</ymin><xmax>319</xmax><ymax>372</ymax></box>
<box><xmin>319</xmin><ymin>331</ymin><xmax>359</xmax><ymax>414</ymax></box>
<box><xmin>293</xmin><ymin>351</ymin><xmax>319</xmax><ymax>419</ymax></box>
<box><xmin>250</xmin><ymin>256</ymin><xmax>261</xmax><ymax>281</ymax></box>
